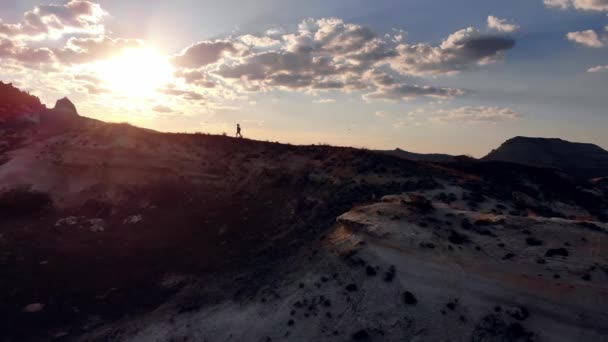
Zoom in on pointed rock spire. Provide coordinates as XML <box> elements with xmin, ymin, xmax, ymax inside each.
<box><xmin>53</xmin><ymin>97</ymin><xmax>78</xmax><ymax>116</ymax></box>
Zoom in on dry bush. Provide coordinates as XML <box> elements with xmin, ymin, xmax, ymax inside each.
<box><xmin>0</xmin><ymin>185</ymin><xmax>52</xmax><ymax>217</ymax></box>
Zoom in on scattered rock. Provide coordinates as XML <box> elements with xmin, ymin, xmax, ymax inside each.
<box><xmin>345</xmin><ymin>284</ymin><xmax>358</xmax><ymax>292</ymax></box>
<box><xmin>507</xmin><ymin>322</ymin><xmax>535</xmax><ymax>341</ymax></box>
<box><xmin>352</xmin><ymin>329</ymin><xmax>370</xmax><ymax>340</ymax></box>
<box><xmin>507</xmin><ymin>306</ymin><xmax>529</xmax><ymax>321</ymax></box>
<box><xmin>383</xmin><ymin>265</ymin><xmax>396</xmax><ymax>282</ymax></box>
<box><xmin>577</xmin><ymin>221</ymin><xmax>603</xmax><ymax>232</ymax></box>
<box><xmin>502</xmin><ymin>253</ymin><xmax>515</xmax><ymax>260</ymax></box>
<box><xmin>472</xmin><ymin>314</ymin><xmax>535</xmax><ymax>342</ymax></box>
<box><xmin>365</xmin><ymin>265</ymin><xmax>377</xmax><ymax>276</ymax></box>
<box><xmin>512</xmin><ymin>191</ymin><xmax>537</xmax><ymax>209</ymax></box>
<box><xmin>22</xmin><ymin>303</ymin><xmax>44</xmax><ymax>313</ymax></box>
<box><xmin>404</xmin><ymin>194</ymin><xmax>434</xmax><ymax>211</ymax></box>
<box><xmin>88</xmin><ymin>218</ymin><xmax>106</xmax><ymax>232</ymax></box>
<box><xmin>525</xmin><ymin>237</ymin><xmax>543</xmax><ymax>246</ymax></box>
<box><xmin>123</xmin><ymin>215</ymin><xmax>143</xmax><ymax>224</ymax></box>
<box><xmin>446</xmin><ymin>299</ymin><xmax>459</xmax><ymax>311</ymax></box>
<box><xmin>402</xmin><ymin>291</ymin><xmax>417</xmax><ymax>305</ymax></box>
<box><xmin>545</xmin><ymin>248</ymin><xmax>569</xmax><ymax>257</ymax></box>
<box><xmin>55</xmin><ymin>216</ymin><xmax>78</xmax><ymax>227</ymax></box>
<box><xmin>448</xmin><ymin>230</ymin><xmax>468</xmax><ymax>245</ymax></box>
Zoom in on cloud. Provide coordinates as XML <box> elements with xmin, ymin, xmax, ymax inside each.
<box><xmin>588</xmin><ymin>64</ymin><xmax>608</xmax><ymax>72</ymax></box>
<box><xmin>566</xmin><ymin>30</ymin><xmax>605</xmax><ymax>47</ymax></box>
<box><xmin>152</xmin><ymin>105</ymin><xmax>174</xmax><ymax>113</ymax></box>
<box><xmin>0</xmin><ymin>0</ymin><xmax>106</xmax><ymax>40</ymax></box>
<box><xmin>487</xmin><ymin>16</ymin><xmax>520</xmax><ymax>33</ymax></box>
<box><xmin>1</xmin><ymin>9</ymin><xmax>516</xmax><ymax>105</ymax></box>
<box><xmin>431</xmin><ymin>106</ymin><xmax>522</xmax><ymax>124</ymax></box>
<box><xmin>239</xmin><ymin>34</ymin><xmax>280</xmax><ymax>48</ymax></box>
<box><xmin>179</xmin><ymin>18</ymin><xmax>514</xmax><ymax>100</ymax></box>
<box><xmin>390</xmin><ymin>28</ymin><xmax>515</xmax><ymax>75</ymax></box>
<box><xmin>171</xmin><ymin>40</ymin><xmax>241</xmax><ymax>68</ymax></box>
<box><xmin>174</xmin><ymin>69</ymin><xmax>217</xmax><ymax>88</ymax></box>
<box><xmin>544</xmin><ymin>0</ymin><xmax>571</xmax><ymax>8</ymax></box>
<box><xmin>160</xmin><ymin>86</ymin><xmax>206</xmax><ymax>101</ymax></box>
<box><xmin>72</xmin><ymin>74</ymin><xmax>108</xmax><ymax>94</ymax></box>
<box><xmin>0</xmin><ymin>2</ymin><xmax>137</xmax><ymax>66</ymax></box>
<box><xmin>375</xmin><ymin>110</ymin><xmax>387</xmax><ymax>117</ymax></box>
<box><xmin>363</xmin><ymin>83</ymin><xmax>464</xmax><ymax>101</ymax></box>
<box><xmin>80</xmin><ymin>83</ymin><xmax>107</xmax><ymax>94</ymax></box>
<box><xmin>544</xmin><ymin>0</ymin><xmax>608</xmax><ymax>11</ymax></box>
<box><xmin>54</xmin><ymin>36</ymin><xmax>144</xmax><ymax>64</ymax></box>
<box><xmin>313</xmin><ymin>98</ymin><xmax>336</xmax><ymax>103</ymax></box>
<box><xmin>0</xmin><ymin>37</ymin><xmax>54</xmax><ymax>64</ymax></box>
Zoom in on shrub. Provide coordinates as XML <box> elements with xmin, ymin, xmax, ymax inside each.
<box><xmin>0</xmin><ymin>185</ymin><xmax>52</xmax><ymax>217</ymax></box>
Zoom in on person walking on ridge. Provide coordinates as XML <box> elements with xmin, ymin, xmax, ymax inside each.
<box><xmin>236</xmin><ymin>123</ymin><xmax>243</xmax><ymax>138</ymax></box>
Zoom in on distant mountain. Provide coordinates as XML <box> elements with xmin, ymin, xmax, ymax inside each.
<box><xmin>483</xmin><ymin>136</ymin><xmax>608</xmax><ymax>179</ymax></box>
<box><xmin>377</xmin><ymin>148</ymin><xmax>456</xmax><ymax>162</ymax></box>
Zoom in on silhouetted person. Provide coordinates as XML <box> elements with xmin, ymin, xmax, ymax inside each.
<box><xmin>236</xmin><ymin>123</ymin><xmax>243</xmax><ymax>138</ymax></box>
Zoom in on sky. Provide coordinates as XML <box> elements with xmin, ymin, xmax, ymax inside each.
<box><xmin>1</xmin><ymin>0</ymin><xmax>607</xmax><ymax>156</ymax></box>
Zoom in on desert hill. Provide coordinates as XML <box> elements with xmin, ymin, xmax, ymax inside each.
<box><xmin>0</xmin><ymin>85</ymin><xmax>607</xmax><ymax>342</ymax></box>
<box><xmin>376</xmin><ymin>148</ymin><xmax>456</xmax><ymax>162</ymax></box>
<box><xmin>483</xmin><ymin>136</ymin><xmax>608</xmax><ymax>180</ymax></box>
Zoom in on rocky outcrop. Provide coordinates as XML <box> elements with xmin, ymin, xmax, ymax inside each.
<box><xmin>52</xmin><ymin>97</ymin><xmax>78</xmax><ymax>117</ymax></box>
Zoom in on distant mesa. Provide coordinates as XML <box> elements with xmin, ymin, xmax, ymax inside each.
<box><xmin>483</xmin><ymin>136</ymin><xmax>608</xmax><ymax>180</ymax></box>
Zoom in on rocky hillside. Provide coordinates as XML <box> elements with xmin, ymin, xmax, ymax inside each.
<box><xmin>483</xmin><ymin>136</ymin><xmax>608</xmax><ymax>180</ymax></box>
<box><xmin>0</xmin><ymin>85</ymin><xmax>607</xmax><ymax>342</ymax></box>
<box><xmin>0</xmin><ymin>82</ymin><xmax>45</xmax><ymax>122</ymax></box>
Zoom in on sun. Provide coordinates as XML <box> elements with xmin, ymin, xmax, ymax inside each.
<box><xmin>93</xmin><ymin>47</ymin><xmax>174</xmax><ymax>98</ymax></box>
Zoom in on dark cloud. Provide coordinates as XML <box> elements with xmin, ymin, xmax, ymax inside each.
<box><xmin>364</xmin><ymin>83</ymin><xmax>464</xmax><ymax>101</ymax></box>
<box><xmin>462</xmin><ymin>36</ymin><xmax>516</xmax><ymax>59</ymax></box>
<box><xmin>171</xmin><ymin>41</ymin><xmax>240</xmax><ymax>68</ymax></box>
<box><xmin>160</xmin><ymin>86</ymin><xmax>205</xmax><ymax>101</ymax></box>
<box><xmin>73</xmin><ymin>74</ymin><xmax>107</xmax><ymax>94</ymax></box>
<box><xmin>174</xmin><ymin>69</ymin><xmax>217</xmax><ymax>88</ymax></box>
<box><xmin>0</xmin><ymin>37</ymin><xmax>17</xmax><ymax>57</ymax></box>
<box><xmin>392</xmin><ymin>28</ymin><xmax>515</xmax><ymax>75</ymax></box>
<box><xmin>14</xmin><ymin>47</ymin><xmax>53</xmax><ymax>64</ymax></box>
<box><xmin>431</xmin><ymin>106</ymin><xmax>522</xmax><ymax>123</ymax></box>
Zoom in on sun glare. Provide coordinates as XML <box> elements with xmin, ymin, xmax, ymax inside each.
<box><xmin>94</xmin><ymin>47</ymin><xmax>174</xmax><ymax>98</ymax></box>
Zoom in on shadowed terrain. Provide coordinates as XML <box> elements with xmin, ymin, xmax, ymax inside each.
<box><xmin>1</xmin><ymin>84</ymin><xmax>607</xmax><ymax>341</ymax></box>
